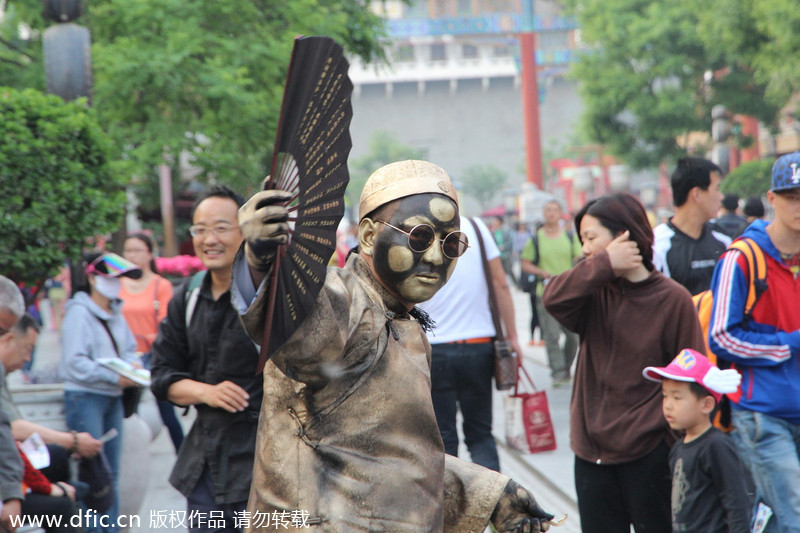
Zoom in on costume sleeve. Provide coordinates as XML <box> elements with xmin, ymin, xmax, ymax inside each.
<box><xmin>59</xmin><ymin>306</ymin><xmax>120</xmax><ymax>385</ymax></box>
<box><xmin>709</xmin><ymin>249</ymin><xmax>800</xmax><ymax>366</ymax></box>
<box><xmin>0</xmin><ymin>394</ymin><xmax>23</xmax><ymax>501</ymax></box>
<box><xmin>705</xmin><ymin>435</ymin><xmax>752</xmax><ymax>533</ymax></box>
<box><xmin>232</xmin><ymin>249</ymin><xmax>377</xmax><ymax>389</ymax></box>
<box><xmin>150</xmin><ymin>282</ymin><xmax>193</xmax><ymax>401</ymax></box>
<box><xmin>230</xmin><ymin>249</ymin><xmax>271</xmax><ymax>344</ymax></box>
<box><xmin>442</xmin><ymin>455</ymin><xmax>509</xmax><ymax>533</ymax></box>
<box><xmin>542</xmin><ymin>250</ymin><xmax>616</xmax><ymax>333</ymax></box>
<box><xmin>268</xmin><ymin>271</ymin><xmax>381</xmax><ymax>389</ymax></box>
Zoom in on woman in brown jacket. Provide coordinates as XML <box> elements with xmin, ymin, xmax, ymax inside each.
<box><xmin>543</xmin><ymin>193</ymin><xmax>705</xmax><ymax>533</ymax></box>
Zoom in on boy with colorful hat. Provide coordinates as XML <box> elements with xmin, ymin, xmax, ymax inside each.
<box><xmin>643</xmin><ymin>349</ymin><xmax>751</xmax><ymax>533</ymax></box>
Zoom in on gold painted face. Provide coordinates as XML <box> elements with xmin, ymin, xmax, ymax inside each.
<box><xmin>429</xmin><ymin>197</ymin><xmax>456</xmax><ymax>223</ymax></box>
<box><xmin>388</xmin><ymin>246</ymin><xmax>415</xmax><ymax>272</ymax></box>
<box><xmin>371</xmin><ymin>193</ymin><xmax>460</xmax><ymax>307</ymax></box>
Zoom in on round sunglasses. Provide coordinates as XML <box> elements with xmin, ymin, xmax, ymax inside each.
<box><xmin>377</xmin><ymin>220</ymin><xmax>469</xmax><ymax>258</ymax></box>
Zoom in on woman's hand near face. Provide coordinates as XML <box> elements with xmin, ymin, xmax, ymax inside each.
<box><xmin>605</xmin><ymin>231</ymin><xmax>642</xmax><ymax>276</ymax></box>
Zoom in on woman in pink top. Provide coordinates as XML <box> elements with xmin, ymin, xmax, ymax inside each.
<box><xmin>120</xmin><ymin>233</ymin><xmax>184</xmax><ymax>451</ymax></box>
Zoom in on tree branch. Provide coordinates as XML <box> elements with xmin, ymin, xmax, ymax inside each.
<box><xmin>0</xmin><ymin>36</ymin><xmax>35</xmax><ymax>62</ymax></box>
<box><xmin>0</xmin><ymin>55</ymin><xmax>25</xmax><ymax>68</ymax></box>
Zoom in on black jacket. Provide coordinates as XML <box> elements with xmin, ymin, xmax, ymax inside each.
<box><xmin>150</xmin><ymin>273</ymin><xmax>261</xmax><ymax>504</ymax></box>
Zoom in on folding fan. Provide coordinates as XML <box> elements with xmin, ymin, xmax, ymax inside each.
<box><xmin>259</xmin><ymin>36</ymin><xmax>353</xmax><ymax>370</ymax></box>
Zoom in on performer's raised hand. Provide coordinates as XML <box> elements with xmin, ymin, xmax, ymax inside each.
<box><xmin>239</xmin><ymin>189</ymin><xmax>293</xmax><ymax>272</ymax></box>
<box><xmin>491</xmin><ymin>480</ymin><xmax>555</xmax><ymax>533</ymax></box>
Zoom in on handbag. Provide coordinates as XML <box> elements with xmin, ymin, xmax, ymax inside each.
<box><xmin>468</xmin><ymin>218</ymin><xmax>518</xmax><ymax>391</ymax></box>
<box><xmin>519</xmin><ymin>273</ymin><xmax>538</xmax><ymax>293</ymax></box>
<box><xmin>492</xmin><ymin>339</ymin><xmax>518</xmax><ymax>392</ymax></box>
<box><xmin>78</xmin><ymin>451</ymin><xmax>114</xmax><ymax>513</ymax></box>
<box><xmin>122</xmin><ymin>387</ymin><xmax>142</xmax><ymax>418</ymax></box>
<box><xmin>97</xmin><ymin>317</ymin><xmax>142</xmax><ymax>418</ymax></box>
<box><xmin>504</xmin><ymin>362</ymin><xmax>557</xmax><ymax>453</ymax></box>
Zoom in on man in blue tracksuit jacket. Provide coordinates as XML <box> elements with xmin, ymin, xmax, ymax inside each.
<box><xmin>708</xmin><ymin>152</ymin><xmax>800</xmax><ymax>533</ymax></box>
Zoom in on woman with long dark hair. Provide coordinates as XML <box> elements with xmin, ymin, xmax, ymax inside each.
<box><xmin>120</xmin><ymin>233</ymin><xmax>184</xmax><ymax>452</ymax></box>
<box><xmin>543</xmin><ymin>193</ymin><xmax>706</xmax><ymax>533</ymax></box>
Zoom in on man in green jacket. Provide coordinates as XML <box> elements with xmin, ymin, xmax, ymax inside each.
<box><xmin>520</xmin><ymin>200</ymin><xmax>582</xmax><ymax>386</ymax></box>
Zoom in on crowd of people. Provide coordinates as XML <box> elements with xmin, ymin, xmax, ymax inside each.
<box><xmin>0</xmin><ymin>151</ymin><xmax>797</xmax><ymax>533</ymax></box>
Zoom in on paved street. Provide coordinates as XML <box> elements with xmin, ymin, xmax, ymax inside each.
<box><xmin>11</xmin><ymin>282</ymin><xmax>580</xmax><ymax>532</ymax></box>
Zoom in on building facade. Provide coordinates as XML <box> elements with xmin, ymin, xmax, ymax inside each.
<box><xmin>348</xmin><ymin>0</ymin><xmax>584</xmax><ymax>216</ymax></box>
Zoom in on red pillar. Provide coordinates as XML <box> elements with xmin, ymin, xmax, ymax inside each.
<box><xmin>520</xmin><ymin>31</ymin><xmax>543</xmax><ymax>189</ymax></box>
<box><xmin>737</xmin><ymin>115</ymin><xmax>760</xmax><ymax>163</ymax></box>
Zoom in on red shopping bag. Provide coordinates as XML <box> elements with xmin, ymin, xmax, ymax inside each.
<box><xmin>505</xmin><ymin>363</ymin><xmax>556</xmax><ymax>453</ymax></box>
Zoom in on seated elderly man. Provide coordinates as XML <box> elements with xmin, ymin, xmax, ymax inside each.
<box><xmin>0</xmin><ymin>275</ymin><xmax>25</xmax><ymax>532</ymax></box>
<box><xmin>233</xmin><ymin>160</ymin><xmax>556</xmax><ymax>532</ymax></box>
<box><xmin>0</xmin><ymin>314</ymin><xmax>102</xmax><ymax>460</ymax></box>
<box><xmin>0</xmin><ymin>313</ymin><xmax>93</xmax><ymax>532</ymax></box>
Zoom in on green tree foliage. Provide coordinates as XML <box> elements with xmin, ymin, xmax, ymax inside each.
<box><xmin>0</xmin><ymin>0</ymin><xmax>389</xmax><ymax>208</ymax></box>
<box><xmin>0</xmin><ymin>88</ymin><xmax>124</xmax><ymax>287</ymax></box>
<box><xmin>721</xmin><ymin>158</ymin><xmax>774</xmax><ymax>198</ymax></box>
<box><xmin>459</xmin><ymin>164</ymin><xmax>508</xmax><ymax>210</ymax></box>
<box><xmin>698</xmin><ymin>0</ymin><xmax>800</xmax><ymax>108</ymax></box>
<box><xmin>346</xmin><ymin>131</ymin><xmax>426</xmax><ymax>213</ymax></box>
<box><xmin>563</xmin><ymin>0</ymin><xmax>782</xmax><ymax>169</ymax></box>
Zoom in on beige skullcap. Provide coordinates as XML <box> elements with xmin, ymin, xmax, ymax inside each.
<box><xmin>359</xmin><ymin>160</ymin><xmax>458</xmax><ymax>220</ymax></box>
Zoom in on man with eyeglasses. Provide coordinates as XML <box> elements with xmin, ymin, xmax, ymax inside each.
<box><xmin>233</xmin><ymin>160</ymin><xmax>556</xmax><ymax>532</ymax></box>
<box><xmin>150</xmin><ymin>186</ymin><xmax>262</xmax><ymax>533</ymax></box>
<box><xmin>708</xmin><ymin>152</ymin><xmax>800</xmax><ymax>533</ymax></box>
<box><xmin>0</xmin><ymin>275</ymin><xmax>25</xmax><ymax>533</ymax></box>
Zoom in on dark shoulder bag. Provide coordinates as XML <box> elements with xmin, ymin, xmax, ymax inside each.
<box><xmin>97</xmin><ymin>317</ymin><xmax>142</xmax><ymax>418</ymax></box>
<box><xmin>468</xmin><ymin>218</ymin><xmax>518</xmax><ymax>391</ymax></box>
<box><xmin>78</xmin><ymin>450</ymin><xmax>114</xmax><ymax>512</ymax></box>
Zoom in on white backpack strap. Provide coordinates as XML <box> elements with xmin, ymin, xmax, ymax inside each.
<box><xmin>184</xmin><ymin>271</ymin><xmax>206</xmax><ymax>327</ymax></box>
<box><xmin>185</xmin><ymin>287</ymin><xmax>200</xmax><ymax>327</ymax></box>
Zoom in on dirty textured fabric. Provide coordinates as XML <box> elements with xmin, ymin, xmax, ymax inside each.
<box><xmin>233</xmin><ymin>253</ymin><xmax>509</xmax><ymax>532</ymax></box>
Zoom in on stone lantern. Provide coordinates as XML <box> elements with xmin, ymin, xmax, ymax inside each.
<box><xmin>42</xmin><ymin>0</ymin><xmax>92</xmax><ymax>102</ymax></box>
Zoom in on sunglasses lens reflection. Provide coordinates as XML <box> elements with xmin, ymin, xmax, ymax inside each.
<box><xmin>443</xmin><ymin>232</ymin><xmax>469</xmax><ymax>258</ymax></box>
<box><xmin>407</xmin><ymin>225</ymin><xmax>436</xmax><ymax>252</ymax></box>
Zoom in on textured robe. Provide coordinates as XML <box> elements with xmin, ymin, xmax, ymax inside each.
<box><xmin>234</xmin><ymin>253</ymin><xmax>508</xmax><ymax>532</ymax></box>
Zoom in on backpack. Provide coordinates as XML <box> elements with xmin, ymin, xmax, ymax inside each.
<box><xmin>692</xmin><ymin>237</ymin><xmax>768</xmax><ymax>431</ymax></box>
<box><xmin>519</xmin><ymin>228</ymin><xmax>576</xmax><ymax>293</ymax></box>
<box><xmin>184</xmin><ymin>270</ymin><xmax>206</xmax><ymax>327</ymax></box>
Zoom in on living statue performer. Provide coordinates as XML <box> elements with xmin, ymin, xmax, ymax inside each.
<box><xmin>232</xmin><ymin>160</ymin><xmax>557</xmax><ymax>532</ymax></box>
